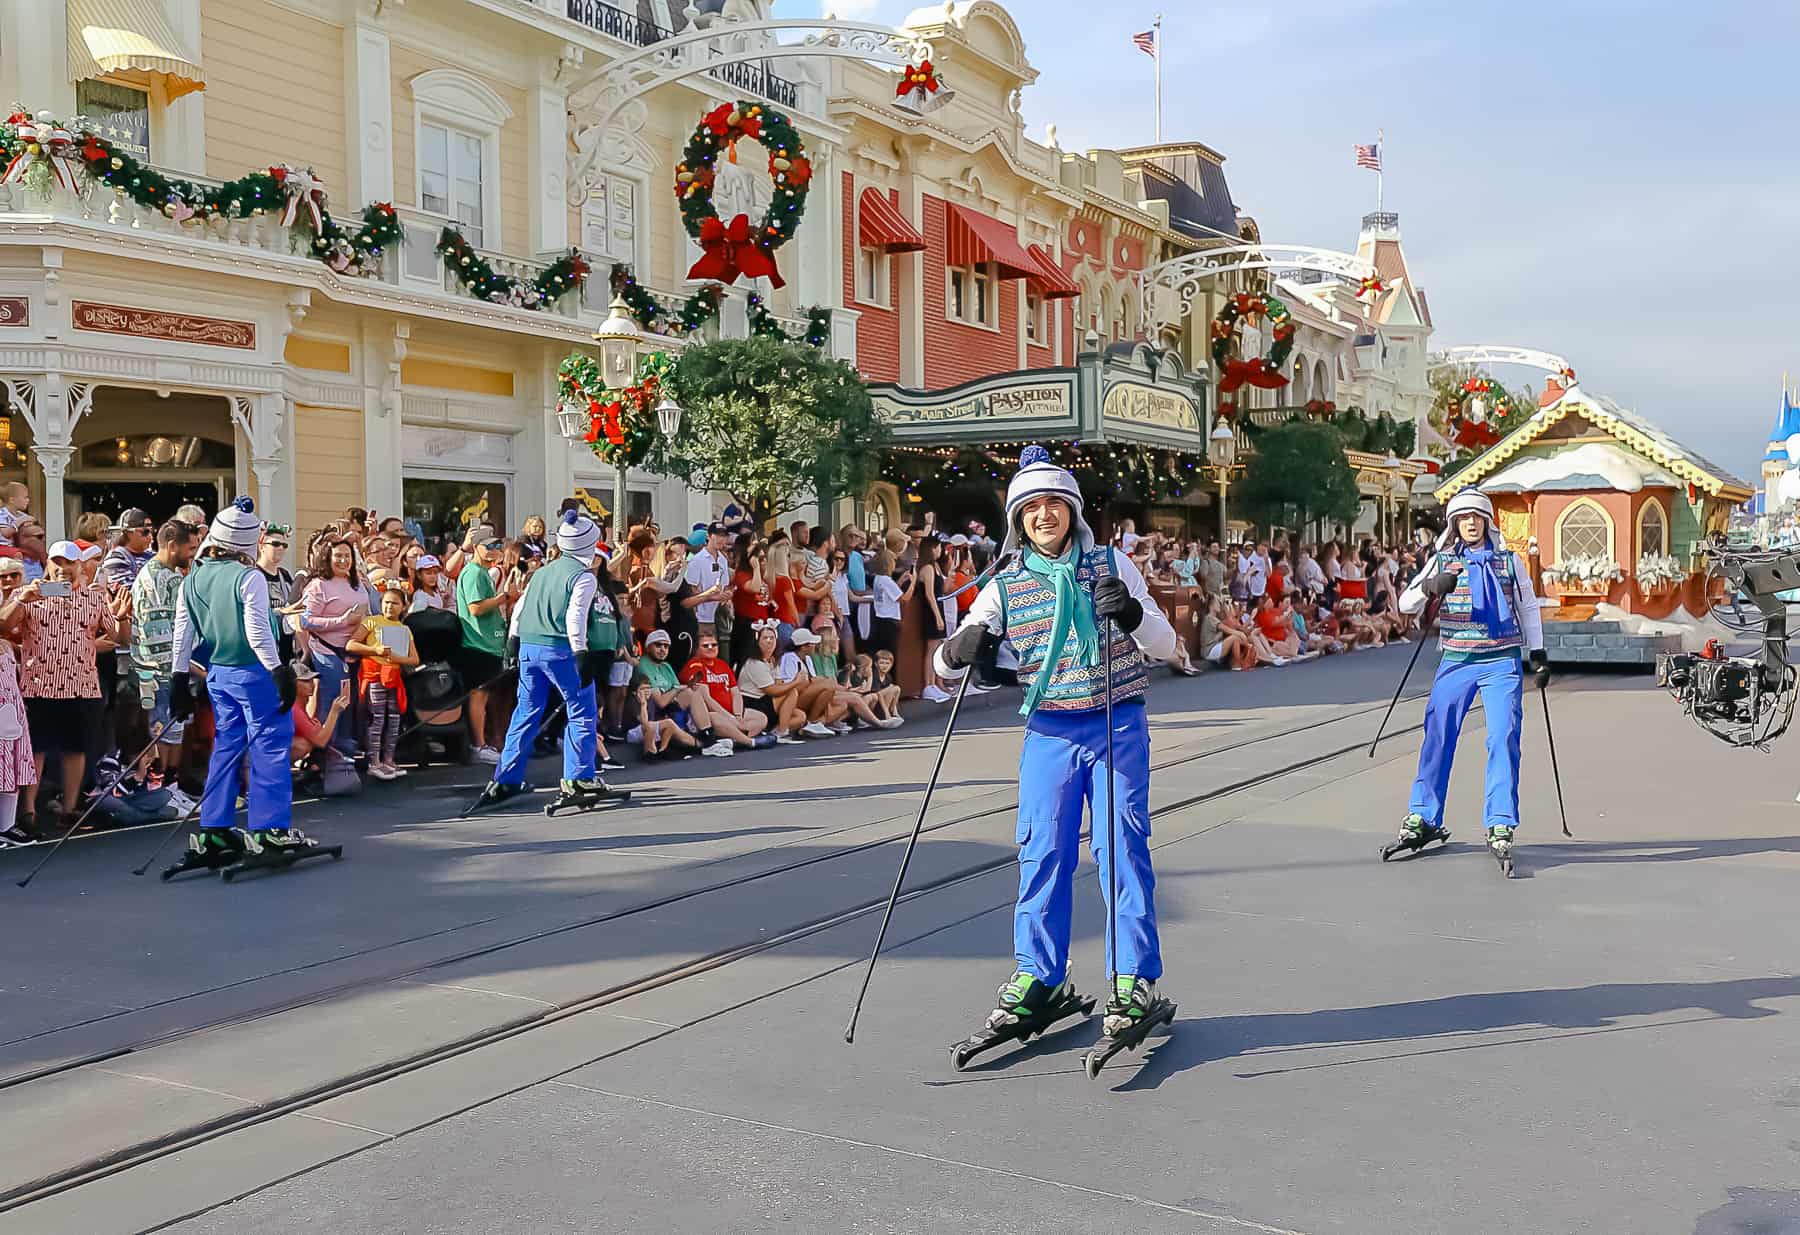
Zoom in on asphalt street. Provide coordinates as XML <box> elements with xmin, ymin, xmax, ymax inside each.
<box><xmin>8</xmin><ymin>646</ymin><xmax>1800</xmax><ymax>1233</ymax></box>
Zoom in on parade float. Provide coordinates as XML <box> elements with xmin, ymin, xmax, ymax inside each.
<box><xmin>1433</xmin><ymin>374</ymin><xmax>1753</xmax><ymax>664</ymax></box>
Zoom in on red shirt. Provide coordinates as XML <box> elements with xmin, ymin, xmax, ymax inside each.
<box><xmin>1254</xmin><ymin>606</ymin><xmax>1292</xmax><ymax>642</ymax></box>
<box><xmin>769</xmin><ymin>575</ymin><xmax>801</xmax><ymax>625</ymax></box>
<box><xmin>679</xmin><ymin>656</ymin><xmax>737</xmax><ymax>712</ymax></box>
<box><xmin>732</xmin><ymin>568</ymin><xmax>771</xmax><ymax>621</ymax></box>
<box><xmin>1267</xmin><ymin>567</ymin><xmax>1287</xmax><ymax>597</ymax></box>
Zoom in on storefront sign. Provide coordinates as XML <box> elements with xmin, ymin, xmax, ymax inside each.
<box><xmin>1102</xmin><ymin>382</ymin><xmax>1199</xmax><ymax>434</ymax></box>
<box><xmin>0</xmin><ymin>298</ymin><xmax>27</xmax><ymax>327</ymax></box>
<box><xmin>72</xmin><ymin>302</ymin><xmax>256</xmax><ymax>349</ymax></box>
<box><xmin>76</xmin><ymin>81</ymin><xmax>151</xmax><ymax>160</ymax></box>
<box><xmin>873</xmin><ymin>375</ymin><xmax>1075</xmax><ymax>429</ymax></box>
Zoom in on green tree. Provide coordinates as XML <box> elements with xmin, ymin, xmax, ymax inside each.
<box><xmin>1238</xmin><ymin>420</ymin><xmax>1362</xmax><ymax>534</ymax></box>
<box><xmin>656</xmin><ymin>336</ymin><xmax>887</xmax><ymax>527</ymax></box>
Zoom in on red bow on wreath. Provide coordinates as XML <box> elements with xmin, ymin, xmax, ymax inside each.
<box><xmin>1217</xmin><ymin>358</ymin><xmax>1291</xmax><ymax>394</ymax></box>
<box><xmin>586</xmin><ymin>399</ymin><xmax>626</xmax><ymax>447</ymax></box>
<box><xmin>687</xmin><ymin>213</ymin><xmax>784</xmax><ymax>288</ymax></box>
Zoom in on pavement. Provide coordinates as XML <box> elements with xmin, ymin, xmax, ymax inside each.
<box><xmin>7</xmin><ymin>645</ymin><xmax>1800</xmax><ymax>1233</ymax></box>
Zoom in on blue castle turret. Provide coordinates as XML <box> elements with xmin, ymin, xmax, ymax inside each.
<box><xmin>1764</xmin><ymin>387</ymin><xmax>1800</xmax><ymax>462</ymax></box>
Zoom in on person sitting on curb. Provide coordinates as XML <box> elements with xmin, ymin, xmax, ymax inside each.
<box><xmin>678</xmin><ymin>631</ymin><xmax>772</xmax><ymax>750</ymax></box>
<box><xmin>631</xmin><ymin>629</ymin><xmax>707</xmax><ymax>760</ymax></box>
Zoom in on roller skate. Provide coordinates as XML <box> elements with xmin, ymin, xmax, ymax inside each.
<box><xmin>1381</xmin><ymin>812</ymin><xmax>1450</xmax><ymax>862</ymax></box>
<box><xmin>948</xmin><ymin>970</ymin><xmax>1096</xmax><ymax>1071</ymax></box>
<box><xmin>544</xmin><ymin>777</ymin><xmax>631</xmax><ymax>818</ymax></box>
<box><xmin>1487</xmin><ymin>824</ymin><xmax>1516</xmax><ymax>878</ymax></box>
<box><xmin>467</xmin><ymin>779</ymin><xmax>535</xmax><ymax>816</ymax></box>
<box><xmin>160</xmin><ymin>827</ymin><xmax>247</xmax><ymax>881</ymax></box>
<box><xmin>219</xmin><ymin>825</ymin><xmax>343</xmax><ymax>882</ymax></box>
<box><xmin>1082</xmin><ymin>976</ymin><xmax>1177</xmax><ymax>1079</ymax></box>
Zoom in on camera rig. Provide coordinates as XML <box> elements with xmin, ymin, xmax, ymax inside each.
<box><xmin>1656</xmin><ymin>544</ymin><xmax>1800</xmax><ymax>749</ymax></box>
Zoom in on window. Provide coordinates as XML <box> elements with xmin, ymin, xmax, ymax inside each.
<box><xmin>1637</xmin><ymin>499</ymin><xmax>1667</xmax><ymax>557</ymax></box>
<box><xmin>77</xmin><ymin>80</ymin><xmax>151</xmax><ymax>160</ymax></box>
<box><xmin>420</xmin><ymin>121</ymin><xmax>486</xmax><ymax>247</ymax></box>
<box><xmin>857</xmin><ymin>247</ymin><xmax>889</xmax><ymax>306</ymax></box>
<box><xmin>1025</xmin><ymin>291</ymin><xmax>1045</xmax><ymax>345</ymax></box>
<box><xmin>1556</xmin><ymin>500</ymin><xmax>1612</xmax><ymax>561</ymax></box>
<box><xmin>580</xmin><ymin>174</ymin><xmax>638</xmax><ymax>264</ymax></box>
<box><xmin>947</xmin><ymin>263</ymin><xmax>995</xmax><ymax>327</ymax></box>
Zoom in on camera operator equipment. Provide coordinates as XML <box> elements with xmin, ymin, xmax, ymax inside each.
<box><xmin>1657</xmin><ymin>544</ymin><xmax>1800</xmax><ymax>750</ymax></box>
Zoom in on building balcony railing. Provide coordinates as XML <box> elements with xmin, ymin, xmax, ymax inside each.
<box><xmin>560</xmin><ymin>1</ymin><xmax>800</xmax><ymax>109</ymax></box>
<box><xmin>0</xmin><ymin>171</ymin><xmax>308</xmax><ymax>258</ymax></box>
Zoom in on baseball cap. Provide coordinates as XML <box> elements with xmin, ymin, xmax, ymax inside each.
<box><xmin>72</xmin><ymin>540</ymin><xmax>103</xmax><ymax>560</ymax></box>
<box><xmin>113</xmin><ymin>507</ymin><xmax>153</xmax><ymax>532</ymax></box>
<box><xmin>414</xmin><ymin>554</ymin><xmax>441</xmax><ymax>570</ymax></box>
<box><xmin>949</xmin><ymin>534</ymin><xmax>969</xmax><ymax>546</ymax></box>
<box><xmin>644</xmin><ymin>629</ymin><xmax>671</xmax><ymax>646</ymax></box>
<box><xmin>685</xmin><ymin>529</ymin><xmax>707</xmax><ymax>548</ymax></box>
<box><xmin>790</xmin><ymin>627</ymin><xmax>821</xmax><ymax>646</ymax></box>
<box><xmin>291</xmin><ymin>661</ymin><xmax>318</xmax><ymax>681</ymax></box>
<box><xmin>0</xmin><ymin>557</ymin><xmax>22</xmax><ymax>576</ymax></box>
<box><xmin>48</xmin><ymin>539</ymin><xmax>82</xmax><ymax>561</ymax></box>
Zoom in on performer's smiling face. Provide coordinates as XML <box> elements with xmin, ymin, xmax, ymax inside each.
<box><xmin>1020</xmin><ymin>494</ymin><xmax>1073</xmax><ymax>556</ymax></box>
<box><xmin>1455</xmin><ymin>511</ymin><xmax>1488</xmax><ymax>545</ymax></box>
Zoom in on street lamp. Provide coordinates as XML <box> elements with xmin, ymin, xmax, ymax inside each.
<box><xmin>586</xmin><ymin>294</ymin><xmax>646</xmax><ymax>537</ymax></box>
<box><xmin>1207</xmin><ymin>420</ymin><xmax>1238</xmax><ymax>540</ymax></box>
<box><xmin>655</xmin><ymin>394</ymin><xmax>683</xmax><ymax>438</ymax></box>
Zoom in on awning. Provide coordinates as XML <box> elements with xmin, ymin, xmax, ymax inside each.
<box><xmin>1025</xmin><ymin>244</ymin><xmax>1080</xmax><ymax>300</ymax></box>
<box><xmin>68</xmin><ymin>0</ymin><xmax>206</xmax><ymax>100</ymax></box>
<box><xmin>944</xmin><ymin>202</ymin><xmax>1035</xmax><ymax>279</ymax></box>
<box><xmin>858</xmin><ymin>188</ymin><xmax>925</xmax><ymax>253</ymax></box>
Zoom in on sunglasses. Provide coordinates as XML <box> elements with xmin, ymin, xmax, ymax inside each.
<box><xmin>267</xmin><ymin>540</ymin><xmax>289</xmax><ymax>550</ymax></box>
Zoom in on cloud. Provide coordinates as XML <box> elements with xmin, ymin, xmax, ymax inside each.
<box><xmin>821</xmin><ymin>0</ymin><xmax>884</xmax><ymax>16</ymax></box>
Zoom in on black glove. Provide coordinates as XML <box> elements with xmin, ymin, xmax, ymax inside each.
<box><xmin>941</xmin><ymin>622</ymin><xmax>999</xmax><ymax>671</ymax></box>
<box><xmin>273</xmin><ymin>663</ymin><xmax>298</xmax><ymax>713</ymax></box>
<box><xmin>1528</xmin><ymin>649</ymin><xmax>1551</xmax><ymax>690</ymax></box>
<box><xmin>578</xmin><ymin>649</ymin><xmax>607</xmax><ymax>688</ymax></box>
<box><xmin>169</xmin><ymin>671</ymin><xmax>196</xmax><ymax>723</ymax></box>
<box><xmin>1091</xmin><ymin>577</ymin><xmax>1144</xmax><ymax>633</ymax></box>
<box><xmin>1420</xmin><ymin>568</ymin><xmax>1462</xmax><ymax>597</ymax></box>
<box><xmin>503</xmin><ymin>635</ymin><xmax>521</xmax><ymax>672</ymax></box>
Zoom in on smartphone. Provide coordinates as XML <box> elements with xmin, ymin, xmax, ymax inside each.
<box><xmin>39</xmin><ymin>579</ymin><xmax>71</xmax><ymax>598</ymax></box>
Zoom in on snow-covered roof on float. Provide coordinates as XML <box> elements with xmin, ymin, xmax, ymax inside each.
<box><xmin>1481</xmin><ymin>441</ymin><xmax>1682</xmax><ymax>494</ymax></box>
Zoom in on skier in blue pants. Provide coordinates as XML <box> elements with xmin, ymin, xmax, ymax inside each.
<box><xmin>169</xmin><ymin>496</ymin><xmax>312</xmax><ymax>861</ymax></box>
<box><xmin>1394</xmin><ymin>488</ymin><xmax>1549</xmax><ymax>865</ymax></box>
<box><xmin>936</xmin><ymin>444</ymin><xmax>1178</xmax><ymax>1042</ymax></box>
<box><xmin>478</xmin><ymin>509</ymin><xmax>619</xmax><ymax>811</ymax></box>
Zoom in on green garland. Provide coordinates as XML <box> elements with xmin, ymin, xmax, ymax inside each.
<box><xmin>434</xmin><ymin>227</ymin><xmax>590</xmax><ymax>310</ymax></box>
<box><xmin>673</xmin><ymin>101</ymin><xmax>812</xmax><ymax>274</ymax></box>
<box><xmin>747</xmin><ymin>292</ymin><xmax>831</xmax><ymax>349</ymax></box>
<box><xmin>609</xmin><ymin>265</ymin><xmax>723</xmax><ymax>336</ymax></box>
<box><xmin>0</xmin><ymin>108</ymin><xmax>400</xmax><ymax>277</ymax></box>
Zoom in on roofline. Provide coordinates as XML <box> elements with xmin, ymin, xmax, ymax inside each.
<box><xmin>1116</xmin><ymin>141</ymin><xmax>1228</xmax><ymax>166</ymax></box>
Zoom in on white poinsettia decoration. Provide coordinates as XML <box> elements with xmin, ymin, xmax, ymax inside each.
<box><xmin>1542</xmin><ymin>553</ymin><xmax>1625</xmax><ymax>588</ymax></box>
<box><xmin>1634</xmin><ymin>553</ymin><xmax>1684</xmax><ymax>589</ymax></box>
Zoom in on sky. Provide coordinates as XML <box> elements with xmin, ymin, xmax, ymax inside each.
<box><xmin>775</xmin><ymin>0</ymin><xmax>1798</xmax><ymax>483</ymax></box>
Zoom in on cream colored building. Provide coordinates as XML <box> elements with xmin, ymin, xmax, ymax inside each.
<box><xmin>0</xmin><ymin>0</ymin><xmax>852</xmax><ymax>542</ymax></box>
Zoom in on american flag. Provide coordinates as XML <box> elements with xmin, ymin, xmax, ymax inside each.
<box><xmin>1354</xmin><ymin>142</ymin><xmax>1382</xmax><ymax>171</ymax></box>
<box><xmin>1132</xmin><ymin>28</ymin><xmax>1157</xmax><ymax>57</ymax></box>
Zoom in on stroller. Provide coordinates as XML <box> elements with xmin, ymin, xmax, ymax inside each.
<box><xmin>402</xmin><ymin>608</ymin><xmax>471</xmax><ymax>767</ymax></box>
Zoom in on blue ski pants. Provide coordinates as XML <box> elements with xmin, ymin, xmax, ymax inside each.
<box><xmin>200</xmin><ymin>662</ymin><xmax>294</xmax><ymax>833</ymax></box>
<box><xmin>1014</xmin><ymin>700</ymin><xmax>1160</xmax><ymax>987</ymax></box>
<box><xmin>1408</xmin><ymin>653</ymin><xmax>1523</xmax><ymax>831</ymax></box>
<box><xmin>496</xmin><ymin>644</ymin><xmax>596</xmax><ymax>786</ymax></box>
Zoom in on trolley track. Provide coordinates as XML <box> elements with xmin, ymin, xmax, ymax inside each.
<box><xmin>0</xmin><ymin>679</ymin><xmax>1463</xmax><ymax>1216</ymax></box>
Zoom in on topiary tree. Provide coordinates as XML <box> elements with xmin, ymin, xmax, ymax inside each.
<box><xmin>1239</xmin><ymin>420</ymin><xmax>1362</xmax><ymax>534</ymax></box>
<box><xmin>655</xmin><ymin>336</ymin><xmax>887</xmax><ymax>527</ymax></box>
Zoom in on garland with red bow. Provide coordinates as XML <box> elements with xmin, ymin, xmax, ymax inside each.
<box><xmin>1210</xmin><ymin>291</ymin><xmax>1295</xmax><ymax>419</ymax></box>
<box><xmin>673</xmin><ymin>100</ymin><xmax>810</xmax><ymax>289</ymax></box>
<box><xmin>558</xmin><ymin>349</ymin><xmax>676</xmax><ymax>468</ymax></box>
<box><xmin>0</xmin><ymin>107</ymin><xmax>400</xmax><ymax>277</ymax></box>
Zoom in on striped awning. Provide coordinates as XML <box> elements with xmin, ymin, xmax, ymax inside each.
<box><xmin>944</xmin><ymin>202</ymin><xmax>1034</xmax><ymax>280</ymax></box>
<box><xmin>1025</xmin><ymin>244</ymin><xmax>1080</xmax><ymax>300</ymax></box>
<box><xmin>858</xmin><ymin>188</ymin><xmax>925</xmax><ymax>253</ymax></box>
<box><xmin>68</xmin><ymin>0</ymin><xmax>206</xmax><ymax>99</ymax></box>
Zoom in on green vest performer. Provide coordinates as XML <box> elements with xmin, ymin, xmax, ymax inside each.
<box><xmin>1390</xmin><ymin>487</ymin><xmax>1549</xmax><ymax>875</ymax></box>
<box><xmin>478</xmin><ymin>509</ymin><xmax>625</xmax><ymax>814</ymax></box>
<box><xmin>936</xmin><ymin>444</ymin><xmax>1180</xmax><ymax>1073</ymax></box>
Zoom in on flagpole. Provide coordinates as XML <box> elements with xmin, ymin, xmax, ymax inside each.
<box><xmin>1154</xmin><ymin>14</ymin><xmax>1163</xmax><ymax>143</ymax></box>
<box><xmin>1376</xmin><ymin>126</ymin><xmax>1384</xmax><ymax>216</ymax></box>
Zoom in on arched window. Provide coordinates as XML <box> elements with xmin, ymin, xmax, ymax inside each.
<box><xmin>1555</xmin><ymin>499</ymin><xmax>1613</xmax><ymax>562</ymax></box>
<box><xmin>1637</xmin><ymin>499</ymin><xmax>1667</xmax><ymax>557</ymax></box>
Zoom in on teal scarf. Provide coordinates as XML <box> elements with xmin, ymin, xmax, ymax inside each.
<box><xmin>1020</xmin><ymin>545</ymin><xmax>1099</xmax><ymax>716</ymax></box>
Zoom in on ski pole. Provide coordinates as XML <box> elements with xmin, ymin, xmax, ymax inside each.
<box><xmin>844</xmin><ymin>661</ymin><xmax>978</xmax><ymax>1045</ymax></box>
<box><xmin>1101</xmin><ymin>616</ymin><xmax>1118</xmax><ymax>991</ymax></box>
<box><xmin>1368</xmin><ymin>596</ymin><xmax>1439</xmax><ymax>758</ymax></box>
<box><xmin>1539</xmin><ymin>680</ymin><xmax>1573</xmax><ymax>838</ymax></box>
<box><xmin>131</xmin><ymin>742</ymin><xmax>251</xmax><ymax>877</ymax></box>
<box><xmin>16</xmin><ymin>720</ymin><xmax>172</xmax><ymax>889</ymax></box>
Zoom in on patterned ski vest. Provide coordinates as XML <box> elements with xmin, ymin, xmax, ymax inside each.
<box><xmin>998</xmin><ymin>546</ymin><xmax>1148</xmax><ymax>713</ymax></box>
<box><xmin>1432</xmin><ymin>547</ymin><xmax>1524</xmax><ymax>657</ymax></box>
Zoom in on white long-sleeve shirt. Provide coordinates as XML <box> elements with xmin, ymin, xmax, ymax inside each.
<box><xmin>170</xmin><ymin>566</ymin><xmax>281</xmax><ymax>672</ymax></box>
<box><xmin>506</xmin><ymin>566</ymin><xmax>600</xmax><ymax>651</ymax></box>
<box><xmin>1400</xmin><ymin>546</ymin><xmax>1544</xmax><ymax>652</ymax></box>
<box><xmin>935</xmin><ymin>548</ymin><xmax>1177</xmax><ymax>678</ymax></box>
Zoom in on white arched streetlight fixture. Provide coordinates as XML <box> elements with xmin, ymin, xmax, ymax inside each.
<box><xmin>656</xmin><ymin>394</ymin><xmax>683</xmax><ymax>438</ymax></box>
<box><xmin>1207</xmin><ymin>420</ymin><xmax>1238</xmax><ymax>539</ymax></box>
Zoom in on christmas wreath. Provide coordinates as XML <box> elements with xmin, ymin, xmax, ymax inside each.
<box><xmin>0</xmin><ymin>108</ymin><xmax>400</xmax><ymax>277</ymax></box>
<box><xmin>1210</xmin><ymin>291</ymin><xmax>1294</xmax><ymax>416</ymax></box>
<box><xmin>673</xmin><ymin>100</ymin><xmax>811</xmax><ymax>288</ymax></box>
<box><xmin>1447</xmin><ymin>376</ymin><xmax>1508</xmax><ymax>452</ymax></box>
<box><xmin>558</xmin><ymin>349</ymin><xmax>677</xmax><ymax>468</ymax></box>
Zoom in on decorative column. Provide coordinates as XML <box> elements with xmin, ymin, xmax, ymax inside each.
<box><xmin>230</xmin><ymin>394</ymin><xmax>294</xmax><ymax>531</ymax></box>
<box><xmin>344</xmin><ymin>21</ymin><xmax>395</xmax><ymax>207</ymax></box>
<box><xmin>3</xmin><ymin>375</ymin><xmax>88</xmax><ymax>541</ymax></box>
<box><xmin>527</xmin><ymin>83</ymin><xmax>569</xmax><ymax>254</ymax></box>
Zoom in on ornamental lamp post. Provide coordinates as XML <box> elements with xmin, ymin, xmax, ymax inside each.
<box><xmin>590</xmin><ymin>294</ymin><xmax>647</xmax><ymax>536</ymax></box>
<box><xmin>655</xmin><ymin>394</ymin><xmax>683</xmax><ymax>439</ymax></box>
<box><xmin>1208</xmin><ymin>420</ymin><xmax>1238</xmax><ymax>540</ymax></box>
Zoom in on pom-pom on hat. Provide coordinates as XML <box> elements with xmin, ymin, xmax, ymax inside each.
<box><xmin>555</xmin><ymin>507</ymin><xmax>602</xmax><ymax>560</ymax></box>
<box><xmin>206</xmin><ymin>496</ymin><xmax>263</xmax><ymax>555</ymax></box>
<box><xmin>1002</xmin><ymin>444</ymin><xmax>1095</xmax><ymax>558</ymax></box>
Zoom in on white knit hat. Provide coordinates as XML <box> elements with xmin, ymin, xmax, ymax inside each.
<box><xmin>555</xmin><ymin>508</ymin><xmax>601</xmax><ymax>560</ymax></box>
<box><xmin>1001</xmin><ymin>444</ymin><xmax>1095</xmax><ymax>559</ymax></box>
<box><xmin>1437</xmin><ymin>488</ymin><xmax>1505</xmax><ymax>552</ymax></box>
<box><xmin>206</xmin><ymin>496</ymin><xmax>263</xmax><ymax>555</ymax></box>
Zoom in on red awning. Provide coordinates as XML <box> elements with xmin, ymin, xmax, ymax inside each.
<box><xmin>1025</xmin><ymin>244</ymin><xmax>1080</xmax><ymax>300</ymax></box>
<box><xmin>944</xmin><ymin>202</ymin><xmax>1035</xmax><ymax>279</ymax></box>
<box><xmin>858</xmin><ymin>188</ymin><xmax>925</xmax><ymax>254</ymax></box>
